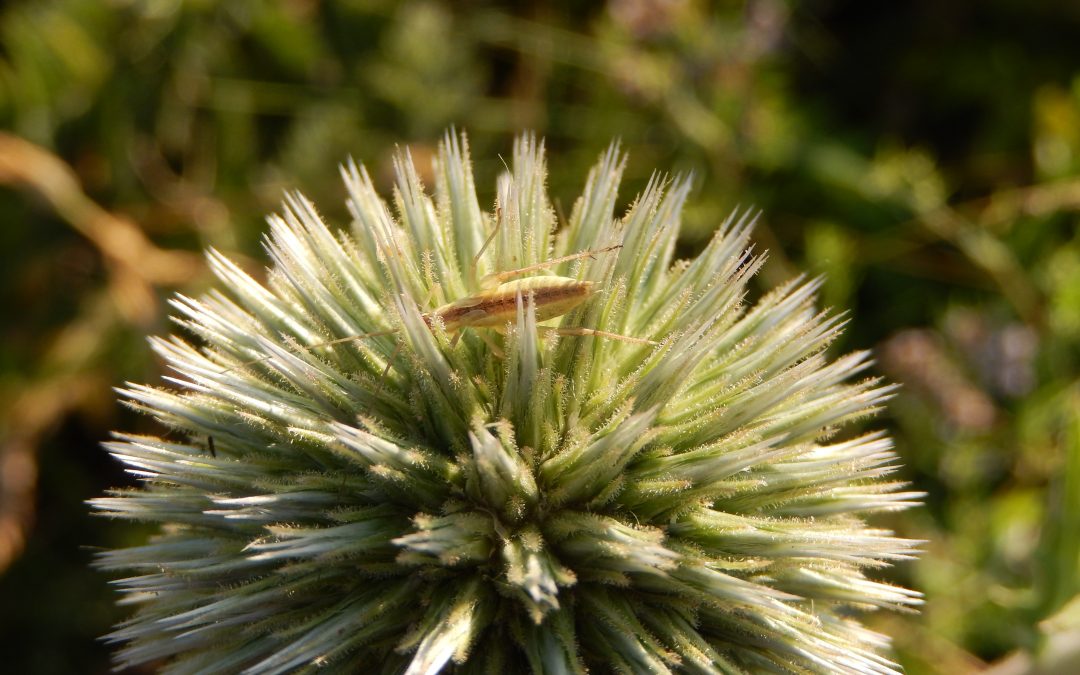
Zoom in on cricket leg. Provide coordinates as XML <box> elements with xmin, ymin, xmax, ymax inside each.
<box><xmin>219</xmin><ymin>329</ymin><xmax>400</xmax><ymax>374</ymax></box>
<box><xmin>479</xmin><ymin>245</ymin><xmax>623</xmax><ymax>288</ymax></box>
<box><xmin>473</xmin><ymin>329</ymin><xmax>505</xmax><ymax>357</ymax></box>
<box><xmin>374</xmin><ymin>339</ymin><xmax>404</xmax><ymax>393</ymax></box>
<box><xmin>541</xmin><ymin>326</ymin><xmax>657</xmax><ymax>346</ymax></box>
<box><xmin>471</xmin><ymin>204</ymin><xmax>502</xmax><ymax>271</ymax></box>
<box><xmin>372</xmin><ymin>285</ymin><xmax>441</xmax><ymax>387</ymax></box>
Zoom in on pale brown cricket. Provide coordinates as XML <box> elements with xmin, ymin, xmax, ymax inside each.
<box><xmin>426</xmin><ymin>245</ymin><xmax>656</xmax><ymax>346</ymax></box>
<box><xmin>222</xmin><ymin>244</ymin><xmax>655</xmax><ymax>376</ymax></box>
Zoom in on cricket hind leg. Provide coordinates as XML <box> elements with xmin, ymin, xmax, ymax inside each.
<box><xmin>479</xmin><ymin>245</ymin><xmax>623</xmax><ymax>289</ymax></box>
<box><xmin>470</xmin><ymin>195</ymin><xmax>621</xmax><ymax>288</ymax></box>
<box><xmin>540</xmin><ymin>326</ymin><xmax>657</xmax><ymax>346</ymax></box>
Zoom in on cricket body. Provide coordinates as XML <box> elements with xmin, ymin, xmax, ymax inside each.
<box><xmin>222</xmin><ymin>247</ymin><xmax>650</xmax><ymax>376</ymax></box>
<box><xmin>429</xmin><ymin>276</ymin><xmax>596</xmax><ymax>334</ymax></box>
<box><xmin>416</xmin><ymin>243</ymin><xmax>655</xmax><ymax>346</ymax></box>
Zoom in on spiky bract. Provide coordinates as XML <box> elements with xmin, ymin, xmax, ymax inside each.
<box><xmin>94</xmin><ymin>133</ymin><xmax>921</xmax><ymax>674</ymax></box>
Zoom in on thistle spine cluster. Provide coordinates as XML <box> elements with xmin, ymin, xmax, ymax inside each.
<box><xmin>94</xmin><ymin>132</ymin><xmax>921</xmax><ymax>674</ymax></box>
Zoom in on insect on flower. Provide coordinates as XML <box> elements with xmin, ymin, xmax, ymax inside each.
<box><xmin>426</xmin><ymin>245</ymin><xmax>654</xmax><ymax>345</ymax></box>
<box><xmin>98</xmin><ymin>132</ymin><xmax>923</xmax><ymax>675</ymax></box>
<box><xmin>228</xmin><ymin>221</ymin><xmax>656</xmax><ymax>377</ymax></box>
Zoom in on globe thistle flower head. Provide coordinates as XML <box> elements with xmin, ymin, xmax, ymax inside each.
<box><xmin>94</xmin><ymin>132</ymin><xmax>922</xmax><ymax>674</ymax></box>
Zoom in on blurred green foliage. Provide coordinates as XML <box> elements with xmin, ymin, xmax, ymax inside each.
<box><xmin>0</xmin><ymin>1</ymin><xmax>1078</xmax><ymax>673</ymax></box>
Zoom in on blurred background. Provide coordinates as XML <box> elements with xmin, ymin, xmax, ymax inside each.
<box><xmin>1</xmin><ymin>1</ymin><xmax>1078</xmax><ymax>673</ymax></box>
